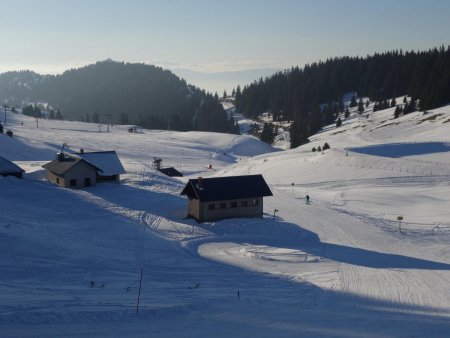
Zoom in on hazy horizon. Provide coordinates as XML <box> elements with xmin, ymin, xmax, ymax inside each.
<box><xmin>1</xmin><ymin>0</ymin><xmax>449</xmax><ymax>92</ymax></box>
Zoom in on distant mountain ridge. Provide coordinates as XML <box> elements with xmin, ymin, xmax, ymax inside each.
<box><xmin>0</xmin><ymin>60</ymin><xmax>239</xmax><ymax>134</ymax></box>
<box><xmin>172</xmin><ymin>67</ymin><xmax>281</xmax><ymax>94</ymax></box>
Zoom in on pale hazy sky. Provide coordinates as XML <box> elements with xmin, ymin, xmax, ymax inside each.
<box><xmin>1</xmin><ymin>0</ymin><xmax>449</xmax><ymax>91</ymax></box>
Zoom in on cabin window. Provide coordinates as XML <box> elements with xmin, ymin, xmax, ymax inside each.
<box><xmin>230</xmin><ymin>201</ymin><xmax>237</xmax><ymax>208</ymax></box>
<box><xmin>241</xmin><ymin>201</ymin><xmax>248</xmax><ymax>207</ymax></box>
<box><xmin>69</xmin><ymin>179</ymin><xmax>77</xmax><ymax>187</ymax></box>
<box><xmin>251</xmin><ymin>199</ymin><xmax>259</xmax><ymax>206</ymax></box>
<box><xmin>219</xmin><ymin>202</ymin><xmax>227</xmax><ymax>209</ymax></box>
<box><xmin>208</xmin><ymin>204</ymin><xmax>215</xmax><ymax>210</ymax></box>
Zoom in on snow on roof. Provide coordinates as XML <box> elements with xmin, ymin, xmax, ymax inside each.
<box><xmin>0</xmin><ymin>156</ymin><xmax>25</xmax><ymax>174</ymax></box>
<box><xmin>74</xmin><ymin>151</ymin><xmax>126</xmax><ymax>176</ymax></box>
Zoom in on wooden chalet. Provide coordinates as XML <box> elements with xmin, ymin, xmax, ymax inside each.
<box><xmin>42</xmin><ymin>150</ymin><xmax>126</xmax><ymax>188</ymax></box>
<box><xmin>180</xmin><ymin>174</ymin><xmax>272</xmax><ymax>222</ymax></box>
<box><xmin>42</xmin><ymin>153</ymin><xmax>100</xmax><ymax>188</ymax></box>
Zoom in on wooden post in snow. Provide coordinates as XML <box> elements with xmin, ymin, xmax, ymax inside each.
<box><xmin>136</xmin><ymin>268</ymin><xmax>143</xmax><ymax>313</ymax></box>
<box><xmin>397</xmin><ymin>216</ymin><xmax>403</xmax><ymax>233</ymax></box>
<box><xmin>273</xmin><ymin>209</ymin><xmax>279</xmax><ymax>221</ymax></box>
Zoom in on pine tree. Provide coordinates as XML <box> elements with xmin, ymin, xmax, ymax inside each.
<box><xmin>350</xmin><ymin>94</ymin><xmax>357</xmax><ymax>107</ymax></box>
<box><xmin>56</xmin><ymin>110</ymin><xmax>63</xmax><ymax>120</ymax></box>
<box><xmin>34</xmin><ymin>106</ymin><xmax>42</xmax><ymax>118</ymax></box>
<box><xmin>403</xmin><ymin>101</ymin><xmax>409</xmax><ymax>114</ymax></box>
<box><xmin>404</xmin><ymin>98</ymin><xmax>417</xmax><ymax>113</ymax></box>
<box><xmin>335</xmin><ymin>116</ymin><xmax>342</xmax><ymax>127</ymax></box>
<box><xmin>394</xmin><ymin>106</ymin><xmax>401</xmax><ymax>118</ymax></box>
<box><xmin>344</xmin><ymin>106</ymin><xmax>350</xmax><ymax>118</ymax></box>
<box><xmin>390</xmin><ymin>98</ymin><xmax>397</xmax><ymax>107</ymax></box>
<box><xmin>338</xmin><ymin>96</ymin><xmax>345</xmax><ymax>113</ymax></box>
<box><xmin>358</xmin><ymin>99</ymin><xmax>364</xmax><ymax>114</ymax></box>
<box><xmin>309</xmin><ymin>104</ymin><xmax>323</xmax><ymax>134</ymax></box>
<box><xmin>260</xmin><ymin>122</ymin><xmax>275</xmax><ymax>144</ymax></box>
<box><xmin>233</xmin><ymin>121</ymin><xmax>240</xmax><ymax>134</ymax></box>
<box><xmin>235</xmin><ymin>85</ymin><xmax>242</xmax><ymax>106</ymax></box>
<box><xmin>120</xmin><ymin>112</ymin><xmax>129</xmax><ymax>124</ymax></box>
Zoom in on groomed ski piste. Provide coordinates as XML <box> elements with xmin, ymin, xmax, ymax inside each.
<box><xmin>1</xmin><ymin>101</ymin><xmax>450</xmax><ymax>337</ymax></box>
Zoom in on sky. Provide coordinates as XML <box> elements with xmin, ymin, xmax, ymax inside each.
<box><xmin>1</xmin><ymin>0</ymin><xmax>449</xmax><ymax>92</ymax></box>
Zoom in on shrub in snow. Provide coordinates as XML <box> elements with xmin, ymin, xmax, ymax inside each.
<box><xmin>6</xmin><ymin>130</ymin><xmax>13</xmax><ymax>137</ymax></box>
<box><xmin>312</xmin><ymin>147</ymin><xmax>317</xmax><ymax>152</ymax></box>
<box><xmin>323</xmin><ymin>142</ymin><xmax>330</xmax><ymax>150</ymax></box>
<box><xmin>344</xmin><ymin>107</ymin><xmax>350</xmax><ymax>118</ymax></box>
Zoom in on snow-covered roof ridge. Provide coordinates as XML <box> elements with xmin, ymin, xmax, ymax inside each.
<box><xmin>73</xmin><ymin>150</ymin><xmax>126</xmax><ymax>175</ymax></box>
<box><xmin>0</xmin><ymin>155</ymin><xmax>25</xmax><ymax>174</ymax></box>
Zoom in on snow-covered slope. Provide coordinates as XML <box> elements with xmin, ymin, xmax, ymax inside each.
<box><xmin>1</xmin><ymin>104</ymin><xmax>450</xmax><ymax>337</ymax></box>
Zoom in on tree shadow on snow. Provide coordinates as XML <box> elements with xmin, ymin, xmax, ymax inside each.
<box><xmin>85</xmin><ymin>178</ymin><xmax>188</xmax><ymax>220</ymax></box>
<box><xmin>197</xmin><ymin>215</ymin><xmax>450</xmax><ymax>271</ymax></box>
<box><xmin>349</xmin><ymin>142</ymin><xmax>450</xmax><ymax>158</ymax></box>
<box><xmin>85</xmin><ymin>182</ymin><xmax>450</xmax><ymax>271</ymax></box>
<box><xmin>7</xmin><ymin>179</ymin><xmax>450</xmax><ymax>337</ymax></box>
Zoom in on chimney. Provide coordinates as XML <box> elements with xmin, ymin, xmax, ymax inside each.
<box><xmin>196</xmin><ymin>177</ymin><xmax>203</xmax><ymax>189</ymax></box>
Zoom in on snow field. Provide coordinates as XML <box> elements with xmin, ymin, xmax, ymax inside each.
<box><xmin>1</xmin><ymin>103</ymin><xmax>450</xmax><ymax>337</ymax></box>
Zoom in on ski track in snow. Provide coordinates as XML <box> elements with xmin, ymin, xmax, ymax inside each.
<box><xmin>2</xmin><ymin>105</ymin><xmax>450</xmax><ymax>337</ymax></box>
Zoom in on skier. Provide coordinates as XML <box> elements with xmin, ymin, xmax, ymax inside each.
<box><xmin>305</xmin><ymin>194</ymin><xmax>310</xmax><ymax>205</ymax></box>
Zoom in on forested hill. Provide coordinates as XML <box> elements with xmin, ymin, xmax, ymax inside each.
<box><xmin>0</xmin><ymin>60</ymin><xmax>239</xmax><ymax>134</ymax></box>
<box><xmin>235</xmin><ymin>46</ymin><xmax>450</xmax><ymax>148</ymax></box>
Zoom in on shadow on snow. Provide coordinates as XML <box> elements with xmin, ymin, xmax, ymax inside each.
<box><xmin>6</xmin><ymin>178</ymin><xmax>448</xmax><ymax>337</ymax></box>
<box><xmin>349</xmin><ymin>142</ymin><xmax>450</xmax><ymax>158</ymax></box>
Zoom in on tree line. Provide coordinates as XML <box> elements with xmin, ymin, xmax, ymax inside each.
<box><xmin>0</xmin><ymin>60</ymin><xmax>238</xmax><ymax>134</ymax></box>
<box><xmin>234</xmin><ymin>46</ymin><xmax>450</xmax><ymax>148</ymax></box>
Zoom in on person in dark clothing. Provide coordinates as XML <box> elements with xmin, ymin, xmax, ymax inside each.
<box><xmin>305</xmin><ymin>195</ymin><xmax>310</xmax><ymax>204</ymax></box>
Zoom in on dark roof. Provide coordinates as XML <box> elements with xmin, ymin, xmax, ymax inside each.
<box><xmin>180</xmin><ymin>174</ymin><xmax>272</xmax><ymax>202</ymax></box>
<box><xmin>42</xmin><ymin>155</ymin><xmax>99</xmax><ymax>175</ymax></box>
<box><xmin>0</xmin><ymin>156</ymin><xmax>25</xmax><ymax>174</ymax></box>
<box><xmin>159</xmin><ymin>167</ymin><xmax>183</xmax><ymax>177</ymax></box>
